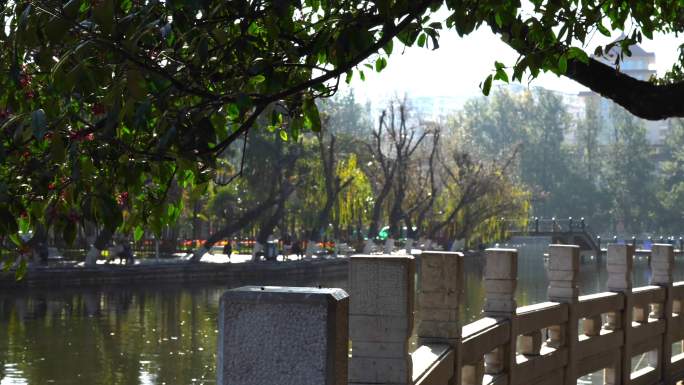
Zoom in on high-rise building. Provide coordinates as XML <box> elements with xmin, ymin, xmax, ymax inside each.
<box><xmin>578</xmin><ymin>38</ymin><xmax>667</xmax><ymax>145</ymax></box>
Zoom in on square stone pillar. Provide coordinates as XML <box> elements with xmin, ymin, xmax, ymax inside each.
<box><xmin>417</xmin><ymin>251</ymin><xmax>463</xmax><ymax>344</ymax></box>
<box><xmin>651</xmin><ymin>244</ymin><xmax>674</xmax><ymax>383</ymax></box>
<box><xmin>417</xmin><ymin>251</ymin><xmax>463</xmax><ymax>385</ymax></box>
<box><xmin>605</xmin><ymin>244</ymin><xmax>634</xmax><ymax>385</ymax></box>
<box><xmin>547</xmin><ymin>244</ymin><xmax>579</xmax><ymax>384</ymax></box>
<box><xmin>651</xmin><ymin>244</ymin><xmax>674</xmax><ymax>286</ymax></box>
<box><xmin>348</xmin><ymin>254</ymin><xmax>415</xmax><ymax>384</ymax></box>
<box><xmin>547</xmin><ymin>244</ymin><xmax>580</xmax><ymax>302</ymax></box>
<box><xmin>217</xmin><ymin>286</ymin><xmax>349</xmax><ymax>385</ymax></box>
<box><xmin>483</xmin><ymin>248</ymin><xmax>517</xmax><ymax>379</ymax></box>
<box><xmin>484</xmin><ymin>248</ymin><xmax>517</xmax><ymax>317</ymax></box>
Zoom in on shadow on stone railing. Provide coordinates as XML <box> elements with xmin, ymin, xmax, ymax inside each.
<box><xmin>216</xmin><ymin>243</ymin><xmax>684</xmax><ymax>385</ymax></box>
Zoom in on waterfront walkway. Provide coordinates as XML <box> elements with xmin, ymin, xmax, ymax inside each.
<box><xmin>0</xmin><ymin>254</ymin><xmax>347</xmax><ymax>289</ymax></box>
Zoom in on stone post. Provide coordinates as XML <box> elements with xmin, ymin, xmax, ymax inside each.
<box><xmin>348</xmin><ymin>254</ymin><xmax>415</xmax><ymax>384</ymax></box>
<box><xmin>651</xmin><ymin>244</ymin><xmax>674</xmax><ymax>383</ymax></box>
<box><xmin>217</xmin><ymin>286</ymin><xmax>349</xmax><ymax>385</ymax></box>
<box><xmin>605</xmin><ymin>243</ymin><xmax>634</xmax><ymax>385</ymax></box>
<box><xmin>483</xmin><ymin>248</ymin><xmax>517</xmax><ymax>379</ymax></box>
<box><xmin>417</xmin><ymin>251</ymin><xmax>463</xmax><ymax>384</ymax></box>
<box><xmin>547</xmin><ymin>244</ymin><xmax>580</xmax><ymax>384</ymax></box>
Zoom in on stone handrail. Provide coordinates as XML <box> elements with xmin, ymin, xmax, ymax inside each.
<box><xmin>216</xmin><ymin>243</ymin><xmax>684</xmax><ymax>385</ymax></box>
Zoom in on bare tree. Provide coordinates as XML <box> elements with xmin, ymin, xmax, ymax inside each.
<box><xmin>402</xmin><ymin>124</ymin><xmax>442</xmax><ymax>252</ymax></box>
<box><xmin>305</xmin><ymin>131</ymin><xmax>353</xmax><ymax>257</ymax></box>
<box><xmin>364</xmin><ymin>97</ymin><xmax>427</xmax><ymax>252</ymax></box>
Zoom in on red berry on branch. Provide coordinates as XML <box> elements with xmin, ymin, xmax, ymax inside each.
<box><xmin>85</xmin><ymin>133</ymin><xmax>95</xmax><ymax>141</ymax></box>
<box><xmin>48</xmin><ymin>183</ymin><xmax>56</xmax><ymax>190</ymax></box>
<box><xmin>19</xmin><ymin>74</ymin><xmax>30</xmax><ymax>88</ymax></box>
<box><xmin>117</xmin><ymin>191</ymin><xmax>129</xmax><ymax>205</ymax></box>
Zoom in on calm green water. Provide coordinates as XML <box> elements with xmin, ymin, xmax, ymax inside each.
<box><xmin>2</xmin><ymin>239</ymin><xmax>683</xmax><ymax>385</ymax></box>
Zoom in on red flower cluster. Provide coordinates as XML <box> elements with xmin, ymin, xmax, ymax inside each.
<box><xmin>117</xmin><ymin>191</ymin><xmax>129</xmax><ymax>205</ymax></box>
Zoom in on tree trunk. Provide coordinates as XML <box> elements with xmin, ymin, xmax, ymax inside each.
<box><xmin>188</xmin><ymin>193</ymin><xmax>280</xmax><ymax>262</ymax></box>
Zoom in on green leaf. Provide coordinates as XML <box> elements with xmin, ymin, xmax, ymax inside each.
<box><xmin>597</xmin><ymin>22</ymin><xmax>611</xmax><ymax>37</ymax></box>
<box><xmin>303</xmin><ymin>99</ymin><xmax>321</xmax><ymax>132</ymax></box>
<box><xmin>279</xmin><ymin>129</ymin><xmax>288</xmax><ymax>141</ymax></box>
<box><xmin>494</xmin><ymin>67</ymin><xmax>509</xmax><ymax>82</ymax></box>
<box><xmin>567</xmin><ymin>47</ymin><xmax>589</xmax><ymax>64</ymax></box>
<box><xmin>417</xmin><ymin>33</ymin><xmax>426</xmax><ymax>47</ymax></box>
<box><xmin>9</xmin><ymin>233</ymin><xmax>22</xmax><ymax>247</ymax></box>
<box><xmin>250</xmin><ymin>74</ymin><xmax>266</xmax><ymax>84</ymax></box>
<box><xmin>558</xmin><ymin>54</ymin><xmax>568</xmax><ymax>74</ymax></box>
<box><xmin>18</xmin><ymin>215</ymin><xmax>30</xmax><ymax>233</ymax></box>
<box><xmin>383</xmin><ymin>40</ymin><xmax>393</xmax><ymax>55</ymax></box>
<box><xmin>31</xmin><ymin>109</ymin><xmax>47</xmax><ymax>139</ymax></box>
<box><xmin>226</xmin><ymin>103</ymin><xmax>240</xmax><ymax>120</ymax></box>
<box><xmin>495</xmin><ymin>13</ymin><xmax>503</xmax><ymax>28</ymax></box>
<box><xmin>134</xmin><ymin>225</ymin><xmax>144</xmax><ymax>241</ymax></box>
<box><xmin>481</xmin><ymin>74</ymin><xmax>493</xmax><ymax>96</ymax></box>
<box><xmin>375</xmin><ymin>57</ymin><xmax>387</xmax><ymax>72</ymax></box>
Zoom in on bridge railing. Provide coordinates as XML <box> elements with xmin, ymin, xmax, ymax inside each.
<box><xmin>216</xmin><ymin>243</ymin><xmax>684</xmax><ymax>385</ymax></box>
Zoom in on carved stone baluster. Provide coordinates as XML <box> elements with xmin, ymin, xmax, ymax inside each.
<box><xmin>582</xmin><ymin>314</ymin><xmax>602</xmax><ymax>337</ymax></box>
<box><xmin>518</xmin><ymin>331</ymin><xmax>542</xmax><ymax>356</ymax></box>
<box><xmin>461</xmin><ymin>360</ymin><xmax>484</xmax><ymax>385</ymax></box>
<box><xmin>651</xmin><ymin>244</ymin><xmax>674</xmax><ymax>382</ymax></box>
<box><xmin>483</xmin><ymin>248</ymin><xmax>517</xmax><ymax>378</ymax></box>
<box><xmin>605</xmin><ymin>243</ymin><xmax>634</xmax><ymax>385</ymax></box>
<box><xmin>417</xmin><ymin>251</ymin><xmax>463</xmax><ymax>384</ymax></box>
<box><xmin>547</xmin><ymin>244</ymin><xmax>580</xmax><ymax>384</ymax></box>
<box><xmin>348</xmin><ymin>254</ymin><xmax>414</xmax><ymax>385</ymax></box>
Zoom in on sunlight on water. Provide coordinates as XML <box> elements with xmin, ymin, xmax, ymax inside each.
<box><xmin>1</xmin><ymin>364</ymin><xmax>28</xmax><ymax>385</ymax></box>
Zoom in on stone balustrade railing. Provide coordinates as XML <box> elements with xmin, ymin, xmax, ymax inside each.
<box><xmin>216</xmin><ymin>243</ymin><xmax>684</xmax><ymax>385</ymax></box>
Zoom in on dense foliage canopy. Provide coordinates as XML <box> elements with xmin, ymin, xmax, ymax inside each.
<box><xmin>2</xmin><ymin>0</ymin><xmax>684</xmax><ymax>252</ymax></box>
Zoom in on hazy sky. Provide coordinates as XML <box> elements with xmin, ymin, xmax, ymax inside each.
<box><xmin>346</xmin><ymin>24</ymin><xmax>682</xmax><ymax>104</ymax></box>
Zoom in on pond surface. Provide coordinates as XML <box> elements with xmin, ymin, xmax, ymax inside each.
<box><xmin>2</xmin><ymin>237</ymin><xmax>683</xmax><ymax>385</ymax></box>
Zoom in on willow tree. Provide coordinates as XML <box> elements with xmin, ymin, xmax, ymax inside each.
<box><xmin>430</xmin><ymin>150</ymin><xmax>530</xmax><ymax>248</ymax></box>
<box><xmin>3</xmin><ymin>0</ymin><xmax>684</xmax><ymax>270</ymax></box>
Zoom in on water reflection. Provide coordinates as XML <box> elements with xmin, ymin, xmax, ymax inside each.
<box><xmin>0</xmin><ymin>275</ymin><xmax>345</xmax><ymax>385</ymax></box>
<box><xmin>2</xmin><ymin>241</ymin><xmax>683</xmax><ymax>384</ymax></box>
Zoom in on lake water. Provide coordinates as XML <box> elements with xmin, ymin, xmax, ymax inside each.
<box><xmin>2</xmin><ymin>237</ymin><xmax>683</xmax><ymax>385</ymax></box>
